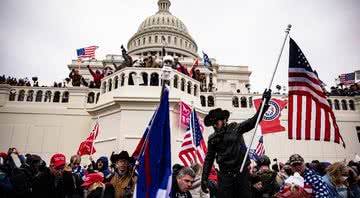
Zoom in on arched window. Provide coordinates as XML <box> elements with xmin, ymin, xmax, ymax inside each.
<box><xmin>349</xmin><ymin>100</ymin><xmax>355</xmax><ymax>110</ymax></box>
<box><xmin>148</xmin><ymin>36</ymin><xmax>152</xmax><ymax>44</ymax></box>
<box><xmin>44</xmin><ymin>91</ymin><xmax>51</xmax><ymax>102</ymax></box>
<box><xmin>208</xmin><ymin>96</ymin><xmax>214</xmax><ymax>107</ymax></box>
<box><xmin>194</xmin><ymin>85</ymin><xmax>198</xmax><ymax>96</ymax></box>
<box><xmin>187</xmin><ymin>82</ymin><xmax>192</xmax><ymax>94</ymax></box>
<box><xmin>249</xmin><ymin>97</ymin><xmax>253</xmax><ymax>108</ymax></box>
<box><xmin>62</xmin><ymin>91</ymin><xmax>69</xmax><ymax>103</ymax></box>
<box><xmin>128</xmin><ymin>72</ymin><xmax>136</xmax><ymax>86</ymax></box>
<box><xmin>114</xmin><ymin>76</ymin><xmax>119</xmax><ymax>89</ymax></box>
<box><xmin>168</xmin><ymin>36</ymin><xmax>171</xmax><ymax>44</ymax></box>
<box><xmin>26</xmin><ymin>90</ymin><xmax>34</xmax><ymax>102</ymax></box>
<box><xmin>174</xmin><ymin>37</ymin><xmax>177</xmax><ymax>45</ymax></box>
<box><xmin>143</xmin><ymin>37</ymin><xmax>146</xmax><ymax>45</ymax></box>
<box><xmin>140</xmin><ymin>72</ymin><xmax>148</xmax><ymax>86</ymax></box>
<box><xmin>108</xmin><ymin>79</ymin><xmax>112</xmax><ymax>91</ymax></box>
<box><xmin>200</xmin><ymin>76</ymin><xmax>207</xmax><ymax>92</ymax></box>
<box><xmin>102</xmin><ymin>81</ymin><xmax>107</xmax><ymax>93</ymax></box>
<box><xmin>53</xmin><ymin>91</ymin><xmax>60</xmax><ymax>103</ymax></box>
<box><xmin>150</xmin><ymin>73</ymin><xmax>159</xmax><ymax>86</ymax></box>
<box><xmin>96</xmin><ymin>92</ymin><xmax>100</xmax><ymax>104</ymax></box>
<box><xmin>88</xmin><ymin>92</ymin><xmax>95</xmax><ymax>104</ymax></box>
<box><xmin>9</xmin><ymin>89</ymin><xmax>16</xmax><ymax>101</ymax></box>
<box><xmin>179</xmin><ymin>79</ymin><xmax>185</xmax><ymax>92</ymax></box>
<box><xmin>120</xmin><ymin>73</ymin><xmax>125</xmax><ymax>86</ymax></box>
<box><xmin>232</xmin><ymin>96</ymin><xmax>239</xmax><ymax>107</ymax></box>
<box><xmin>241</xmin><ymin>97</ymin><xmax>247</xmax><ymax>108</ymax></box>
<box><xmin>200</xmin><ymin>96</ymin><xmax>206</xmax><ymax>107</ymax></box>
<box><xmin>35</xmin><ymin>90</ymin><xmax>43</xmax><ymax>102</ymax></box>
<box><xmin>341</xmin><ymin>100</ymin><xmax>348</xmax><ymax>110</ymax></box>
<box><xmin>327</xmin><ymin>99</ymin><xmax>333</xmax><ymax>109</ymax></box>
<box><xmin>18</xmin><ymin>90</ymin><xmax>25</xmax><ymax>101</ymax></box>
<box><xmin>173</xmin><ymin>75</ymin><xmax>179</xmax><ymax>88</ymax></box>
<box><xmin>334</xmin><ymin>99</ymin><xmax>340</xmax><ymax>110</ymax></box>
<box><xmin>155</xmin><ymin>36</ymin><xmax>158</xmax><ymax>43</ymax></box>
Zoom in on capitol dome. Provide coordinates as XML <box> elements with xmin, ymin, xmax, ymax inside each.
<box><xmin>127</xmin><ymin>0</ymin><xmax>198</xmax><ymax>59</ymax></box>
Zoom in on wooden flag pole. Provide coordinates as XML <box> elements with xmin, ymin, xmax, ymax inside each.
<box><xmin>240</xmin><ymin>24</ymin><xmax>292</xmax><ymax>173</ymax></box>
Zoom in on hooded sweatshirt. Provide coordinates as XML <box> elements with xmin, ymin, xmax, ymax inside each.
<box><xmin>96</xmin><ymin>157</ymin><xmax>111</xmax><ymax>179</ymax></box>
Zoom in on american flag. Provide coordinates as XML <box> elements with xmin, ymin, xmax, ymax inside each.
<box><xmin>77</xmin><ymin>46</ymin><xmax>98</xmax><ymax>60</ymax></box>
<box><xmin>340</xmin><ymin>72</ymin><xmax>355</xmax><ymax>85</ymax></box>
<box><xmin>255</xmin><ymin>136</ymin><xmax>265</xmax><ymax>157</ymax></box>
<box><xmin>178</xmin><ymin>109</ymin><xmax>207</xmax><ymax>166</ymax></box>
<box><xmin>288</xmin><ymin>38</ymin><xmax>345</xmax><ymax>147</ymax></box>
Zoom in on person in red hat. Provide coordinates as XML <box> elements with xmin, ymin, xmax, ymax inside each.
<box><xmin>82</xmin><ymin>173</ymin><xmax>115</xmax><ymax>198</ymax></box>
<box><xmin>201</xmin><ymin>89</ymin><xmax>272</xmax><ymax>198</ymax></box>
<box><xmin>32</xmin><ymin>153</ymin><xmax>81</xmax><ymax>198</ymax></box>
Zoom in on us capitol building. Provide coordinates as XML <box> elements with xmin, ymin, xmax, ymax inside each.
<box><xmin>0</xmin><ymin>0</ymin><xmax>359</xmax><ymax>164</ymax></box>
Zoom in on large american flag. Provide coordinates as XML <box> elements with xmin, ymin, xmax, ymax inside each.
<box><xmin>288</xmin><ymin>38</ymin><xmax>345</xmax><ymax>147</ymax></box>
<box><xmin>77</xmin><ymin>46</ymin><xmax>98</xmax><ymax>60</ymax></box>
<box><xmin>178</xmin><ymin>109</ymin><xmax>207</xmax><ymax>166</ymax></box>
<box><xmin>340</xmin><ymin>73</ymin><xmax>355</xmax><ymax>85</ymax></box>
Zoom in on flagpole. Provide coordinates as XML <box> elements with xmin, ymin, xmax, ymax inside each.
<box><xmin>89</xmin><ymin>116</ymin><xmax>99</xmax><ymax>158</ymax></box>
<box><xmin>240</xmin><ymin>24</ymin><xmax>291</xmax><ymax>173</ymax></box>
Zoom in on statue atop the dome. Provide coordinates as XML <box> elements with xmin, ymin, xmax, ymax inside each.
<box><xmin>113</xmin><ymin>45</ymin><xmax>137</xmax><ymax>71</ymax></box>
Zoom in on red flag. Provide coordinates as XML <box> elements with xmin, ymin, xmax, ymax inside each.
<box><xmin>180</xmin><ymin>102</ymin><xmax>192</xmax><ymax>129</ymax></box>
<box><xmin>254</xmin><ymin>98</ymin><xmax>287</xmax><ymax>134</ymax></box>
<box><xmin>189</xmin><ymin>59</ymin><xmax>199</xmax><ymax>77</ymax></box>
<box><xmin>77</xmin><ymin>121</ymin><xmax>99</xmax><ymax>156</ymax></box>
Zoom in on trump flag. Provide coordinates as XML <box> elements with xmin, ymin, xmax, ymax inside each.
<box><xmin>254</xmin><ymin>98</ymin><xmax>287</xmax><ymax>134</ymax></box>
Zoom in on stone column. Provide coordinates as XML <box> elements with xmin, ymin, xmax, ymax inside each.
<box><xmin>0</xmin><ymin>84</ymin><xmax>11</xmax><ymax>107</ymax></box>
<box><xmin>67</xmin><ymin>87</ymin><xmax>89</xmax><ymax>109</ymax></box>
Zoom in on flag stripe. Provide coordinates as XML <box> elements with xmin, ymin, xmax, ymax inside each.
<box><xmin>288</xmin><ymin>95</ymin><xmax>294</xmax><ymax>139</ymax></box>
<box><xmin>305</xmin><ymin>95</ymin><xmax>312</xmax><ymax>140</ymax></box>
<box><xmin>296</xmin><ymin>95</ymin><xmax>302</xmax><ymax>140</ymax></box>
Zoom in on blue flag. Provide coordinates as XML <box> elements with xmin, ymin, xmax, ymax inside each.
<box><xmin>202</xmin><ymin>51</ymin><xmax>212</xmax><ymax>67</ymax></box>
<box><xmin>135</xmin><ymin>87</ymin><xmax>172</xmax><ymax>198</ymax></box>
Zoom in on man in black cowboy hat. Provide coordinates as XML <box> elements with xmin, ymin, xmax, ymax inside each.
<box><xmin>201</xmin><ymin>89</ymin><xmax>272</xmax><ymax>198</ymax></box>
<box><xmin>110</xmin><ymin>151</ymin><xmax>137</xmax><ymax>198</ymax></box>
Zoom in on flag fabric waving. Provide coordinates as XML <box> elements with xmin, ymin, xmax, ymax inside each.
<box><xmin>77</xmin><ymin>46</ymin><xmax>98</xmax><ymax>60</ymax></box>
<box><xmin>202</xmin><ymin>51</ymin><xmax>212</xmax><ymax>67</ymax></box>
<box><xmin>189</xmin><ymin>59</ymin><xmax>199</xmax><ymax>77</ymax></box>
<box><xmin>178</xmin><ymin>109</ymin><xmax>207</xmax><ymax>167</ymax></box>
<box><xmin>288</xmin><ymin>38</ymin><xmax>345</xmax><ymax>147</ymax></box>
<box><xmin>340</xmin><ymin>72</ymin><xmax>355</xmax><ymax>85</ymax></box>
<box><xmin>179</xmin><ymin>101</ymin><xmax>205</xmax><ymax>132</ymax></box>
<box><xmin>135</xmin><ymin>87</ymin><xmax>172</xmax><ymax>198</ymax></box>
<box><xmin>255</xmin><ymin>136</ymin><xmax>265</xmax><ymax>157</ymax></box>
<box><xmin>77</xmin><ymin>121</ymin><xmax>99</xmax><ymax>156</ymax></box>
<box><xmin>253</xmin><ymin>98</ymin><xmax>287</xmax><ymax>134</ymax></box>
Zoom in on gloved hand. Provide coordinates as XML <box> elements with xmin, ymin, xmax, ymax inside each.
<box><xmin>201</xmin><ymin>179</ymin><xmax>209</xmax><ymax>193</ymax></box>
<box><xmin>262</xmin><ymin>89</ymin><xmax>272</xmax><ymax>104</ymax></box>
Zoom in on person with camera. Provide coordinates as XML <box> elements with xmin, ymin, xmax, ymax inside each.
<box><xmin>200</xmin><ymin>89</ymin><xmax>272</xmax><ymax>198</ymax></box>
<box><xmin>110</xmin><ymin>151</ymin><xmax>137</xmax><ymax>198</ymax></box>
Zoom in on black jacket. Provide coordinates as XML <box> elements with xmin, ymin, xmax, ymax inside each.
<box><xmin>32</xmin><ymin>168</ymin><xmax>80</xmax><ymax>198</ymax></box>
<box><xmin>202</xmin><ymin>104</ymin><xmax>269</xmax><ymax>180</ymax></box>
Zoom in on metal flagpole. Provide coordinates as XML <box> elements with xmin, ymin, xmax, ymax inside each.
<box><xmin>240</xmin><ymin>24</ymin><xmax>292</xmax><ymax>173</ymax></box>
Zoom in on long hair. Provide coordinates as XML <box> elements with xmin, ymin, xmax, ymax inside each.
<box><xmin>325</xmin><ymin>162</ymin><xmax>349</xmax><ymax>186</ymax></box>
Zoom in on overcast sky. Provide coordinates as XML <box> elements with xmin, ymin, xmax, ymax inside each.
<box><xmin>1</xmin><ymin>0</ymin><xmax>359</xmax><ymax>92</ymax></box>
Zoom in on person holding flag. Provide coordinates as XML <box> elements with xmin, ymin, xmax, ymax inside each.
<box><xmin>200</xmin><ymin>89</ymin><xmax>271</xmax><ymax>198</ymax></box>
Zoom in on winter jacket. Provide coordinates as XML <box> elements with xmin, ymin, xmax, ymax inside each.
<box><xmin>96</xmin><ymin>156</ymin><xmax>111</xmax><ymax>180</ymax></box>
<box><xmin>110</xmin><ymin>170</ymin><xmax>137</xmax><ymax>198</ymax></box>
<box><xmin>189</xmin><ymin>175</ymin><xmax>209</xmax><ymax>198</ymax></box>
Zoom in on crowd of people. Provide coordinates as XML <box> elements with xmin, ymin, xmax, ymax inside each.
<box><xmin>0</xmin><ymin>148</ymin><xmax>359</xmax><ymax>198</ymax></box>
<box><xmin>327</xmin><ymin>83</ymin><xmax>360</xmax><ymax>96</ymax></box>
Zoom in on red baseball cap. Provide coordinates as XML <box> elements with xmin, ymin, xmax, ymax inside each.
<box><xmin>50</xmin><ymin>153</ymin><xmax>66</xmax><ymax>168</ymax></box>
<box><xmin>82</xmin><ymin>173</ymin><xmax>103</xmax><ymax>187</ymax></box>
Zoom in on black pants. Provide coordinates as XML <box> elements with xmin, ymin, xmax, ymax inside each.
<box><xmin>217</xmin><ymin>169</ymin><xmax>252</xmax><ymax>198</ymax></box>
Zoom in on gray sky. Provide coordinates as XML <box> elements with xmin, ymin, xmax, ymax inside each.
<box><xmin>1</xmin><ymin>0</ymin><xmax>359</xmax><ymax>92</ymax></box>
